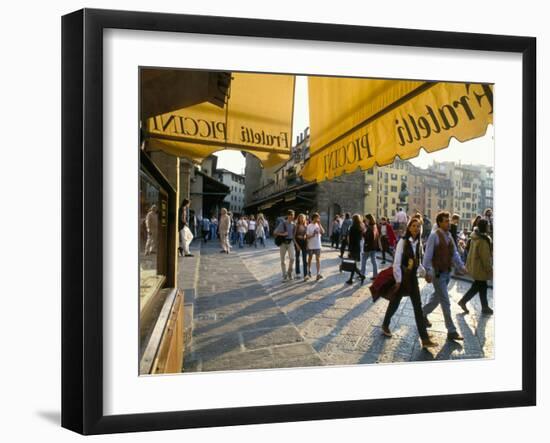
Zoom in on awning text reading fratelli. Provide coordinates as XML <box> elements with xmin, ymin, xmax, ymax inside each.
<box><xmin>301</xmin><ymin>79</ymin><xmax>494</xmax><ymax>182</ymax></box>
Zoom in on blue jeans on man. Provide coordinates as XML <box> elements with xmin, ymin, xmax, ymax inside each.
<box><xmin>422</xmin><ymin>271</ymin><xmax>457</xmax><ymax>334</ymax></box>
<box><xmin>238</xmin><ymin>232</ymin><xmax>245</xmax><ymax>248</ymax></box>
<box><xmin>361</xmin><ymin>250</ymin><xmax>378</xmax><ymax>277</ymax></box>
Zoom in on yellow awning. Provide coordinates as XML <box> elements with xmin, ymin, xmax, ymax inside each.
<box><xmin>145</xmin><ymin>72</ymin><xmax>295</xmax><ymax>168</ymax></box>
<box><xmin>301</xmin><ymin>77</ymin><xmax>494</xmax><ymax>182</ymax></box>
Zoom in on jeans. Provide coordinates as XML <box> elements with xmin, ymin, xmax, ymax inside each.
<box><xmin>210</xmin><ymin>225</ymin><xmax>217</xmax><ymax>240</ymax></box>
<box><xmin>360</xmin><ymin>250</ymin><xmax>378</xmax><ymax>277</ymax></box>
<box><xmin>460</xmin><ymin>280</ymin><xmax>490</xmax><ymax>309</ymax></box>
<box><xmin>238</xmin><ymin>232</ymin><xmax>245</xmax><ymax>248</ymax></box>
<box><xmin>279</xmin><ymin>241</ymin><xmax>295</xmax><ymax>277</ymax></box>
<box><xmin>294</xmin><ymin>239</ymin><xmax>308</xmax><ymax>275</ymax></box>
<box><xmin>422</xmin><ymin>271</ymin><xmax>457</xmax><ymax>333</ymax></box>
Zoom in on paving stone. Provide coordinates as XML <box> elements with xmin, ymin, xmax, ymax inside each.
<box><xmin>200</xmin><ymin>348</ymin><xmax>274</xmax><ymax>372</ymax></box>
<box><xmin>185</xmin><ymin>241</ymin><xmax>494</xmax><ymax>373</ymax></box>
<box><xmin>191</xmin><ymin>333</ymin><xmax>241</xmax><ymax>358</ymax></box>
<box><xmin>272</xmin><ymin>342</ymin><xmax>320</xmax><ymax>359</ymax></box>
<box><xmin>194</xmin><ymin>313</ymin><xmax>290</xmax><ymax>336</ymax></box>
<box><xmin>242</xmin><ymin>325</ymin><xmax>304</xmax><ymax>350</ymax></box>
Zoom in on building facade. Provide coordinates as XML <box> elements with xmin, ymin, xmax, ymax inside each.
<box><xmin>215</xmin><ymin>168</ymin><xmax>246</xmax><ymax>215</ymax></box>
<box><xmin>243</xmin><ymin>130</ymin><xmax>494</xmax><ymax>234</ymax></box>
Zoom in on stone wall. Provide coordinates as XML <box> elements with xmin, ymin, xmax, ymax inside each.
<box><xmin>315</xmin><ymin>169</ymin><xmax>365</xmax><ymax>229</ymax></box>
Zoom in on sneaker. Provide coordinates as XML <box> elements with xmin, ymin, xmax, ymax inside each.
<box><xmin>282</xmin><ymin>275</ymin><xmax>288</xmax><ymax>282</ymax></box>
<box><xmin>447</xmin><ymin>331</ymin><xmax>464</xmax><ymax>341</ymax></box>
<box><xmin>304</xmin><ymin>275</ymin><xmax>310</xmax><ymax>281</ymax></box>
<box><xmin>457</xmin><ymin>299</ymin><xmax>469</xmax><ymax>313</ymax></box>
<box><xmin>482</xmin><ymin>307</ymin><xmax>494</xmax><ymax>315</ymax></box>
<box><xmin>381</xmin><ymin>326</ymin><xmax>392</xmax><ymax>337</ymax></box>
<box><xmin>345</xmin><ymin>279</ymin><xmax>353</xmax><ymax>285</ymax></box>
<box><xmin>316</xmin><ymin>274</ymin><xmax>323</xmax><ymax>281</ymax></box>
<box><xmin>287</xmin><ymin>273</ymin><xmax>294</xmax><ymax>280</ymax></box>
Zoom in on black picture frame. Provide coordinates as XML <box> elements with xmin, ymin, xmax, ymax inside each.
<box><xmin>61</xmin><ymin>8</ymin><xmax>536</xmax><ymax>435</ymax></box>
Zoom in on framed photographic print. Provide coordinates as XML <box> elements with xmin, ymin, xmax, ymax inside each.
<box><xmin>61</xmin><ymin>8</ymin><xmax>536</xmax><ymax>435</ymax></box>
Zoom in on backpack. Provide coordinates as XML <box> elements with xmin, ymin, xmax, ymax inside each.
<box><xmin>274</xmin><ymin>221</ymin><xmax>287</xmax><ymax>246</ymax></box>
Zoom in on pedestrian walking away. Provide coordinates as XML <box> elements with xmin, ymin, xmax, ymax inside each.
<box><xmin>344</xmin><ymin>214</ymin><xmax>366</xmax><ymax>285</ymax></box>
<box><xmin>381</xmin><ymin>218</ymin><xmax>437</xmax><ymax>348</ymax></box>
<box><xmin>293</xmin><ymin>213</ymin><xmax>309</xmax><ymax>280</ymax></box>
<box><xmin>263</xmin><ymin>215</ymin><xmax>270</xmax><ymax>239</ymax></box>
<box><xmin>201</xmin><ymin>216</ymin><xmax>211</xmax><ymax>243</ymax></box>
<box><xmin>422</xmin><ymin>211</ymin><xmax>468</xmax><ymax>341</ymax></box>
<box><xmin>457</xmin><ymin>219</ymin><xmax>494</xmax><ymax>315</ymax></box>
<box><xmin>450</xmin><ymin>213</ymin><xmax>460</xmax><ymax>246</ymax></box>
<box><xmin>256</xmin><ymin>214</ymin><xmax>267</xmax><ymax>248</ymax></box>
<box><xmin>218</xmin><ymin>208</ymin><xmax>231</xmax><ymax>253</ymax></box>
<box><xmin>247</xmin><ymin>215</ymin><xmax>257</xmax><ymax>247</ymax></box>
<box><xmin>361</xmin><ymin>214</ymin><xmax>379</xmax><ymax>280</ymax></box>
<box><xmin>237</xmin><ymin>215</ymin><xmax>247</xmax><ymax>248</ymax></box>
<box><xmin>339</xmin><ymin>212</ymin><xmax>352</xmax><ymax>258</ymax></box>
<box><xmin>306</xmin><ymin>212</ymin><xmax>325</xmax><ymax>281</ymax></box>
<box><xmin>394</xmin><ymin>207</ymin><xmax>408</xmax><ymax>238</ymax></box>
<box><xmin>377</xmin><ymin>217</ymin><xmax>396</xmax><ymax>263</ymax></box>
<box><xmin>210</xmin><ymin>215</ymin><xmax>218</xmax><ymax>241</ymax></box>
<box><xmin>331</xmin><ymin>215</ymin><xmax>341</xmax><ymax>249</ymax></box>
<box><xmin>274</xmin><ymin>209</ymin><xmax>296</xmax><ymax>281</ymax></box>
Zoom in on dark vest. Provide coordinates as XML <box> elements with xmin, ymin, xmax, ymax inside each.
<box><xmin>432</xmin><ymin>229</ymin><xmax>454</xmax><ymax>273</ymax></box>
<box><xmin>400</xmin><ymin>238</ymin><xmax>421</xmax><ymax>295</ymax></box>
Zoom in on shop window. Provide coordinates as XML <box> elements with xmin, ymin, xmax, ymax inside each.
<box><xmin>140</xmin><ymin>170</ymin><xmax>169</xmax><ymax>306</ymax></box>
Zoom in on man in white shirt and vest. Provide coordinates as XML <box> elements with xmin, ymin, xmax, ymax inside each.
<box><xmin>422</xmin><ymin>211</ymin><xmax>468</xmax><ymax>341</ymax></box>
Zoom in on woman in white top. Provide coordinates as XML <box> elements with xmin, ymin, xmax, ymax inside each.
<box><xmin>237</xmin><ymin>216</ymin><xmax>248</xmax><ymax>248</ymax></box>
<box><xmin>306</xmin><ymin>212</ymin><xmax>325</xmax><ymax>280</ymax></box>
<box><xmin>381</xmin><ymin>218</ymin><xmax>437</xmax><ymax>349</ymax></box>
<box><xmin>247</xmin><ymin>215</ymin><xmax>257</xmax><ymax>247</ymax></box>
<box><xmin>255</xmin><ymin>214</ymin><xmax>267</xmax><ymax>247</ymax></box>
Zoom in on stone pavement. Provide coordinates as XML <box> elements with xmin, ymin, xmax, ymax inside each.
<box><xmin>183</xmin><ymin>239</ymin><xmax>494</xmax><ymax>372</ymax></box>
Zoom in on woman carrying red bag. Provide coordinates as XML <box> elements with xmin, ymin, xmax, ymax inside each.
<box><xmin>381</xmin><ymin>218</ymin><xmax>437</xmax><ymax>348</ymax></box>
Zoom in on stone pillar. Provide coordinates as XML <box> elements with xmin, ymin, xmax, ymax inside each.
<box><xmin>180</xmin><ymin>159</ymin><xmax>192</xmax><ymax>202</ymax></box>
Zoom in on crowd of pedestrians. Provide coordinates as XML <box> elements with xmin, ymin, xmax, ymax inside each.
<box><xmin>176</xmin><ymin>199</ymin><xmax>494</xmax><ymax>349</ymax></box>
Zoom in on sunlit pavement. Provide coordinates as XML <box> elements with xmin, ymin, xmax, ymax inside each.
<box><xmin>183</xmin><ymin>239</ymin><xmax>494</xmax><ymax>372</ymax></box>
